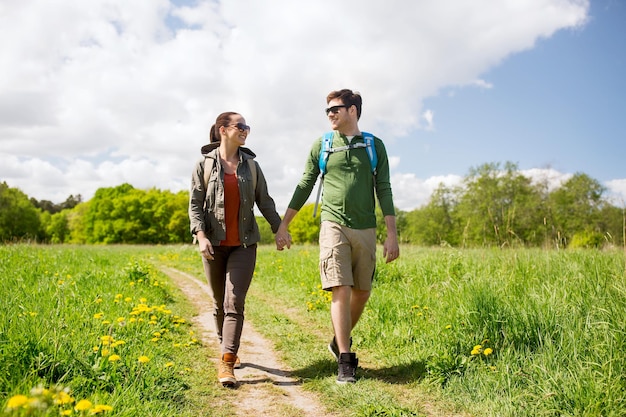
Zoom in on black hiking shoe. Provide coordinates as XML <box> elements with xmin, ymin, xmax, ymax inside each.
<box><xmin>337</xmin><ymin>352</ymin><xmax>358</xmax><ymax>384</ymax></box>
<box><xmin>328</xmin><ymin>336</ymin><xmax>352</xmax><ymax>360</ymax></box>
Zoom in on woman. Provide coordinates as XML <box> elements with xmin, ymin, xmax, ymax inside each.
<box><xmin>188</xmin><ymin>111</ymin><xmax>283</xmax><ymax>386</ymax></box>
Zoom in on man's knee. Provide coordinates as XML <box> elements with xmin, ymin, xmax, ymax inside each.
<box><xmin>352</xmin><ymin>289</ymin><xmax>371</xmax><ymax>303</ymax></box>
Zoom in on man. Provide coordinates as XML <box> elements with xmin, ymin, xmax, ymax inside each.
<box><xmin>275</xmin><ymin>89</ymin><xmax>399</xmax><ymax>384</ymax></box>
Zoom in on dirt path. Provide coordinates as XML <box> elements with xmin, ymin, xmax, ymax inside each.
<box><xmin>159</xmin><ymin>266</ymin><xmax>337</xmax><ymax>417</ymax></box>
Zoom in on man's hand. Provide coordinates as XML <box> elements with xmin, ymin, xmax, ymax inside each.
<box><xmin>383</xmin><ymin>236</ymin><xmax>399</xmax><ymax>263</ymax></box>
<box><xmin>275</xmin><ymin>228</ymin><xmax>292</xmax><ymax>251</ymax></box>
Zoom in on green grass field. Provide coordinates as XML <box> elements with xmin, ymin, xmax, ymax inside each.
<box><xmin>2</xmin><ymin>244</ymin><xmax>625</xmax><ymax>416</ymax></box>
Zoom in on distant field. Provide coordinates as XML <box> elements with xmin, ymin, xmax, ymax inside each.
<box><xmin>3</xmin><ymin>244</ymin><xmax>625</xmax><ymax>416</ymax></box>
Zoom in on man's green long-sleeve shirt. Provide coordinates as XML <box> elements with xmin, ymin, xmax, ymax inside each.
<box><xmin>288</xmin><ymin>131</ymin><xmax>395</xmax><ymax>229</ymax></box>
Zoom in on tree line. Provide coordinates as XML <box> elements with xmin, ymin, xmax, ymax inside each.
<box><xmin>1</xmin><ymin>162</ymin><xmax>624</xmax><ymax>248</ymax></box>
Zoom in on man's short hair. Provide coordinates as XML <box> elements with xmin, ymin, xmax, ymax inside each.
<box><xmin>327</xmin><ymin>89</ymin><xmax>362</xmax><ymax>120</ymax></box>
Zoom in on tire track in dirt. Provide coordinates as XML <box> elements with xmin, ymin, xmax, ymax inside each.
<box><xmin>159</xmin><ymin>266</ymin><xmax>338</xmax><ymax>417</ymax></box>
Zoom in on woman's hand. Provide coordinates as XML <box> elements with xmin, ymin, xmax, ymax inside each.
<box><xmin>197</xmin><ymin>235</ymin><xmax>214</xmax><ymax>260</ymax></box>
<box><xmin>275</xmin><ymin>229</ymin><xmax>292</xmax><ymax>251</ymax></box>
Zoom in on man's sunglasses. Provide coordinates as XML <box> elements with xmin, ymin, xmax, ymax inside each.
<box><xmin>227</xmin><ymin>123</ymin><xmax>251</xmax><ymax>132</ymax></box>
<box><xmin>325</xmin><ymin>105</ymin><xmax>348</xmax><ymax>115</ymax></box>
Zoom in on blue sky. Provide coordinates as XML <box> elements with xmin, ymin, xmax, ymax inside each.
<box><xmin>1</xmin><ymin>0</ymin><xmax>624</xmax><ymax>211</ymax></box>
<box><xmin>410</xmin><ymin>0</ymin><xmax>625</xmax><ymax>185</ymax></box>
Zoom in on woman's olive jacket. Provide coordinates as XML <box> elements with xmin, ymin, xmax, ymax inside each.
<box><xmin>188</xmin><ymin>143</ymin><xmax>281</xmax><ymax>246</ymax></box>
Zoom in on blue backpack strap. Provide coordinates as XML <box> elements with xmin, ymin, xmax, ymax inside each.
<box><xmin>361</xmin><ymin>131</ymin><xmax>378</xmax><ymax>175</ymax></box>
<box><xmin>318</xmin><ymin>131</ymin><xmax>334</xmax><ymax>176</ymax></box>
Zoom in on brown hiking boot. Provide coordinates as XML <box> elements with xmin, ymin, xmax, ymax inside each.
<box><xmin>218</xmin><ymin>353</ymin><xmax>237</xmax><ymax>386</ymax></box>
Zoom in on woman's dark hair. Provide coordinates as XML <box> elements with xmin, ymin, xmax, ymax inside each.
<box><xmin>327</xmin><ymin>89</ymin><xmax>362</xmax><ymax>120</ymax></box>
<box><xmin>209</xmin><ymin>112</ymin><xmax>239</xmax><ymax>143</ymax></box>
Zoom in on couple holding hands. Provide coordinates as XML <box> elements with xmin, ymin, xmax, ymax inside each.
<box><xmin>188</xmin><ymin>89</ymin><xmax>399</xmax><ymax>386</ymax></box>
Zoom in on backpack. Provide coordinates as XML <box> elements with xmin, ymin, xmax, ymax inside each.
<box><xmin>318</xmin><ymin>131</ymin><xmax>377</xmax><ymax>175</ymax></box>
<box><xmin>313</xmin><ymin>131</ymin><xmax>378</xmax><ymax>217</ymax></box>
<box><xmin>203</xmin><ymin>157</ymin><xmax>257</xmax><ymax>192</ymax></box>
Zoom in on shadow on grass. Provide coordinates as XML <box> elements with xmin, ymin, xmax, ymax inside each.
<box><xmin>290</xmin><ymin>359</ymin><xmax>428</xmax><ymax>384</ymax></box>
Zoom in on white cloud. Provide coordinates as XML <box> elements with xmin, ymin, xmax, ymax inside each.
<box><xmin>606</xmin><ymin>179</ymin><xmax>626</xmax><ymax>207</ymax></box>
<box><xmin>521</xmin><ymin>168</ymin><xmax>573</xmax><ymax>191</ymax></box>
<box><xmin>0</xmin><ymin>0</ymin><xmax>590</xmax><ymax>212</ymax></box>
<box><xmin>421</xmin><ymin>110</ymin><xmax>435</xmax><ymax>131</ymax></box>
<box><xmin>472</xmin><ymin>79</ymin><xmax>494</xmax><ymax>89</ymax></box>
<box><xmin>391</xmin><ymin>173</ymin><xmax>463</xmax><ymax>211</ymax></box>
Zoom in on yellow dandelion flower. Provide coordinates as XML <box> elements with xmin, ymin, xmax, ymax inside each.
<box><xmin>93</xmin><ymin>313</ymin><xmax>104</xmax><ymax>319</ymax></box>
<box><xmin>102</xmin><ymin>320</ymin><xmax>111</xmax><ymax>325</ymax></box>
<box><xmin>54</xmin><ymin>391</ymin><xmax>74</xmax><ymax>405</ymax></box>
<box><xmin>101</xmin><ymin>349</ymin><xmax>110</xmax><ymax>357</ymax></box>
<box><xmin>75</xmin><ymin>399</ymin><xmax>93</xmax><ymax>411</ymax></box>
<box><xmin>138</xmin><ymin>355</ymin><xmax>150</xmax><ymax>363</ymax></box>
<box><xmin>7</xmin><ymin>394</ymin><xmax>29</xmax><ymax>409</ymax></box>
<box><xmin>115</xmin><ymin>294</ymin><xmax>123</xmax><ymax>299</ymax></box>
<box><xmin>471</xmin><ymin>348</ymin><xmax>480</xmax><ymax>355</ymax></box>
<box><xmin>140</xmin><ymin>297</ymin><xmax>147</xmax><ymax>303</ymax></box>
<box><xmin>108</xmin><ymin>355</ymin><xmax>121</xmax><ymax>362</ymax></box>
<box><xmin>100</xmin><ymin>336</ymin><xmax>114</xmax><ymax>345</ymax></box>
<box><xmin>95</xmin><ymin>298</ymin><xmax>103</xmax><ymax>303</ymax></box>
<box><xmin>116</xmin><ymin>317</ymin><xmax>125</xmax><ymax>323</ymax></box>
<box><xmin>124</xmin><ymin>297</ymin><xmax>132</xmax><ymax>302</ymax></box>
<box><xmin>445</xmin><ymin>325</ymin><xmax>452</xmax><ymax>329</ymax></box>
<box><xmin>91</xmin><ymin>404</ymin><xmax>113</xmax><ymax>414</ymax></box>
<box><xmin>164</xmin><ymin>362</ymin><xmax>174</xmax><ymax>368</ymax></box>
<box><xmin>483</xmin><ymin>348</ymin><xmax>493</xmax><ymax>356</ymax></box>
<box><xmin>62</xmin><ymin>410</ymin><xmax>72</xmax><ymax>416</ymax></box>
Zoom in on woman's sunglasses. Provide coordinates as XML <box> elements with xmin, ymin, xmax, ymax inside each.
<box><xmin>227</xmin><ymin>123</ymin><xmax>251</xmax><ymax>133</ymax></box>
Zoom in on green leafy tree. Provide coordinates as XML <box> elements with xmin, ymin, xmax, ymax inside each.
<box><xmin>256</xmin><ymin>216</ymin><xmax>275</xmax><ymax>244</ymax></box>
<box><xmin>597</xmin><ymin>204</ymin><xmax>625</xmax><ymax>248</ymax></box>
<box><xmin>67</xmin><ymin>202</ymin><xmax>90</xmax><ymax>243</ymax></box>
<box><xmin>290</xmin><ymin>203</ymin><xmax>321</xmax><ymax>244</ymax></box>
<box><xmin>403</xmin><ymin>184</ymin><xmax>462</xmax><ymax>246</ymax></box>
<box><xmin>0</xmin><ymin>182</ymin><xmax>41</xmax><ymax>241</ymax></box>
<box><xmin>82</xmin><ymin>184</ymin><xmax>190</xmax><ymax>244</ymax></box>
<box><xmin>46</xmin><ymin>211</ymin><xmax>70</xmax><ymax>243</ymax></box>
<box><xmin>548</xmin><ymin>173</ymin><xmax>605</xmax><ymax>247</ymax></box>
<box><xmin>455</xmin><ymin>162</ymin><xmax>544</xmax><ymax>247</ymax></box>
<box><xmin>167</xmin><ymin>191</ymin><xmax>192</xmax><ymax>243</ymax></box>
